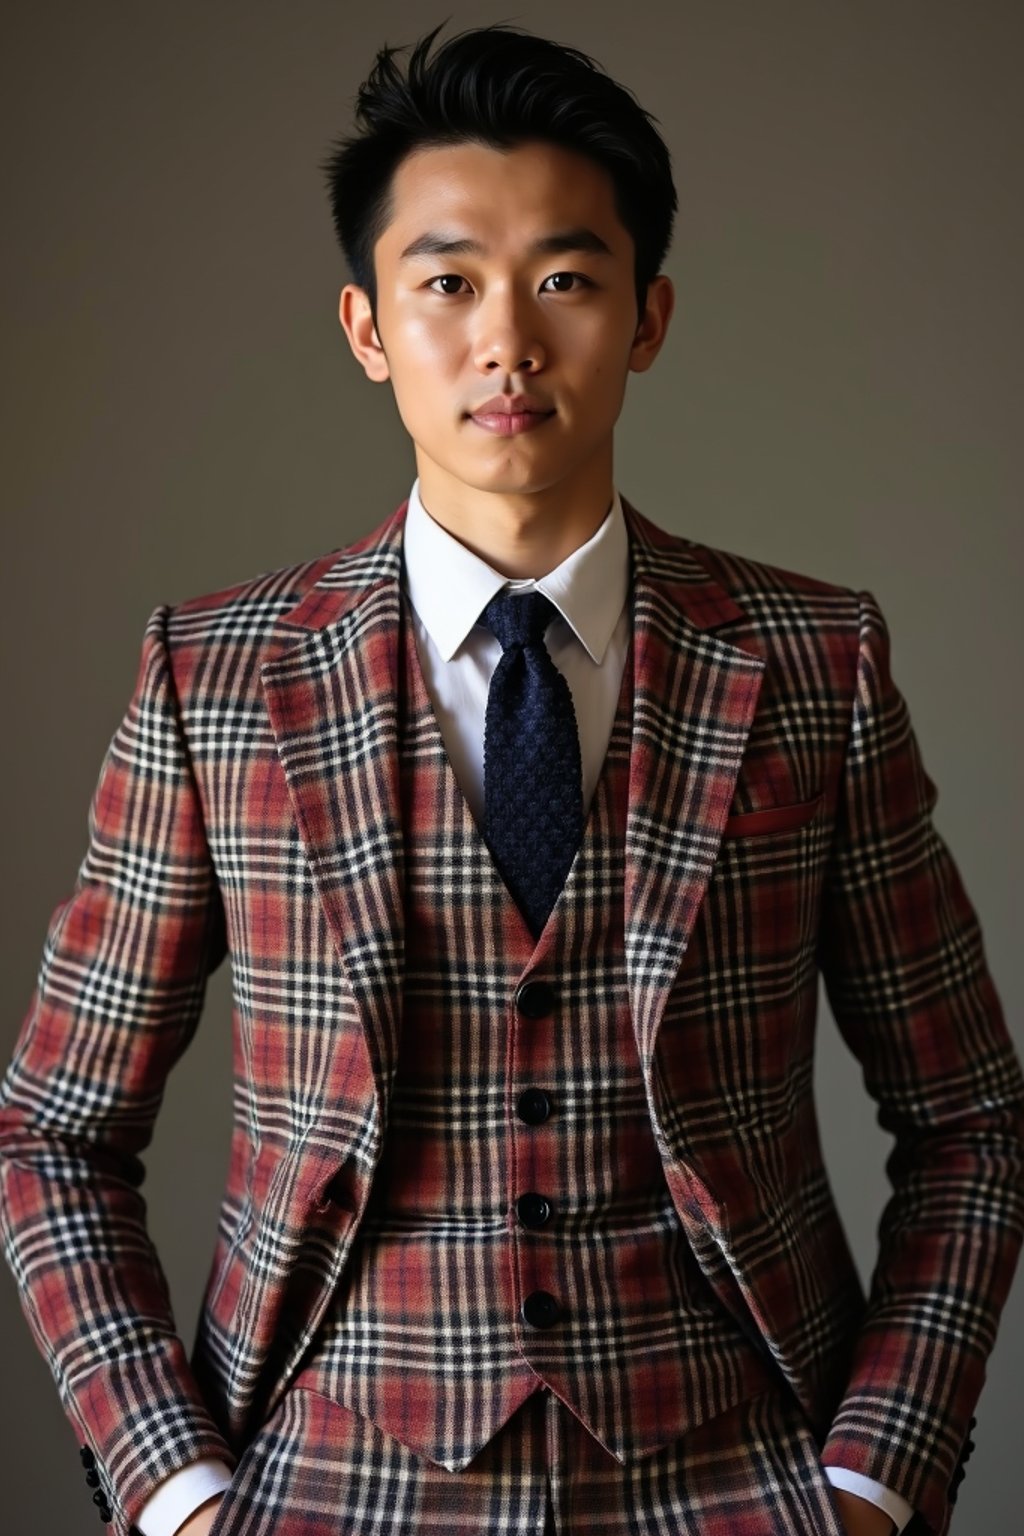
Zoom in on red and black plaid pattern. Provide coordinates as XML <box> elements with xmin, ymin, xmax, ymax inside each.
<box><xmin>202</xmin><ymin>1374</ymin><xmax>850</xmax><ymax>1536</ymax></box>
<box><xmin>285</xmin><ymin>587</ymin><xmax>777</xmax><ymax>1470</ymax></box>
<box><xmin>0</xmin><ymin>495</ymin><xmax>1021</xmax><ymax>1536</ymax></box>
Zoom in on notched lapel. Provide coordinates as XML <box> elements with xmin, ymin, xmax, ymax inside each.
<box><xmin>257</xmin><ymin>495</ymin><xmax>772</xmax><ymax>1149</ymax></box>
<box><xmin>621</xmin><ymin>499</ymin><xmax>767</xmax><ymax>1079</ymax></box>
<box><xmin>258</xmin><ymin>502</ymin><xmax>410</xmax><ymax>1138</ymax></box>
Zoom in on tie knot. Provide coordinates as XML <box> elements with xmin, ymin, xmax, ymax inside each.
<box><xmin>478</xmin><ymin>588</ymin><xmax>558</xmax><ymax>652</ymax></box>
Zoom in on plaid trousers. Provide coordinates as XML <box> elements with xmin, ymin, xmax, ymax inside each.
<box><xmin>203</xmin><ymin>1374</ymin><xmax>848</xmax><ymax>1536</ymax></box>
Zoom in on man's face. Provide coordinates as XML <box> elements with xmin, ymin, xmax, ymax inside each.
<box><xmin>339</xmin><ymin>138</ymin><xmax>672</xmax><ymax>506</ymax></box>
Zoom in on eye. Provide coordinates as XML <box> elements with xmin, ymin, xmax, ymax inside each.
<box><xmin>424</xmin><ymin>271</ymin><xmax>593</xmax><ymax>296</ymax></box>
<box><xmin>541</xmin><ymin>272</ymin><xmax>593</xmax><ymax>292</ymax></box>
<box><xmin>425</xmin><ymin>274</ymin><xmax>469</xmax><ymax>296</ymax></box>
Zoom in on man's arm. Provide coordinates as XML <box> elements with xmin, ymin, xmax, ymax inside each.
<box><xmin>815</xmin><ymin>589</ymin><xmax>1024</xmax><ymax>1534</ymax></box>
<box><xmin>826</xmin><ymin>1468</ymin><xmax>912</xmax><ymax>1533</ymax></box>
<box><xmin>136</xmin><ymin>1458</ymin><xmax>234</xmax><ymax>1536</ymax></box>
<box><xmin>0</xmin><ymin>606</ymin><xmax>236</xmax><ymax>1534</ymax></box>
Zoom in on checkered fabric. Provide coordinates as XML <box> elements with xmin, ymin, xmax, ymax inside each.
<box><xmin>282</xmin><ymin>586</ymin><xmax>777</xmax><ymax>1471</ymax></box>
<box><xmin>0</xmin><ymin>495</ymin><xmax>1021</xmax><ymax>1536</ymax></box>
<box><xmin>201</xmin><ymin>1375</ymin><xmax>850</xmax><ymax>1536</ymax></box>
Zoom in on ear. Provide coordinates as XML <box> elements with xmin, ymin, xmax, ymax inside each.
<box><xmin>628</xmin><ymin>273</ymin><xmax>675</xmax><ymax>376</ymax></box>
<box><xmin>338</xmin><ymin>284</ymin><xmax>390</xmax><ymax>383</ymax></box>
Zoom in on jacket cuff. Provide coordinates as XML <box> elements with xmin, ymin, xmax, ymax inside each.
<box><xmin>70</xmin><ymin>1343</ymin><xmax>237</xmax><ymax>1535</ymax></box>
<box><xmin>824</xmin><ymin>1464</ymin><xmax>916</xmax><ymax>1532</ymax></box>
<box><xmin>134</xmin><ymin>1456</ymin><xmax>234</xmax><ymax>1536</ymax></box>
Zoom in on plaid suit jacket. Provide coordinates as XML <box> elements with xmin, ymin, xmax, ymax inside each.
<box><xmin>1</xmin><ymin>495</ymin><xmax>1022</xmax><ymax>1536</ymax></box>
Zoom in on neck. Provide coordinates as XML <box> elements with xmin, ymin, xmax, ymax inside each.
<box><xmin>414</xmin><ymin>454</ymin><xmax>614</xmax><ymax>579</ymax></box>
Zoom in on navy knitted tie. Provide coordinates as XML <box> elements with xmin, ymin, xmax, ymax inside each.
<box><xmin>479</xmin><ymin>588</ymin><xmax>585</xmax><ymax>939</ymax></box>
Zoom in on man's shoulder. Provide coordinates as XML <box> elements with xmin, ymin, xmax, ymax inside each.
<box><xmin>157</xmin><ymin>507</ymin><xmax>401</xmax><ymax>703</ymax></box>
<box><xmin>170</xmin><ymin>544</ymin><xmax>340</xmax><ymax>629</ymax></box>
<box><xmin>631</xmin><ymin>505</ymin><xmax>861</xmax><ymax>634</ymax></box>
<box><xmin>163</xmin><ymin>504</ymin><xmax>402</xmax><ymax>666</ymax></box>
<box><xmin>628</xmin><ymin>509</ymin><xmax>865</xmax><ymax>714</ymax></box>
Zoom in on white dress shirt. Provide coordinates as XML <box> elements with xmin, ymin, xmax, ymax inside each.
<box><xmin>136</xmin><ymin>477</ymin><xmax>914</xmax><ymax>1535</ymax></box>
<box><xmin>402</xmin><ymin>475</ymin><xmax>632</xmax><ymax>830</ymax></box>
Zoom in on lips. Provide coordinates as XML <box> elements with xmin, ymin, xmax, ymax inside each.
<box><xmin>468</xmin><ymin>393</ymin><xmax>554</xmax><ymax>418</ymax></box>
<box><xmin>469</xmin><ymin>409</ymin><xmax>555</xmax><ymax>437</ymax></box>
<box><xmin>465</xmin><ymin>391</ymin><xmax>556</xmax><ymax>436</ymax></box>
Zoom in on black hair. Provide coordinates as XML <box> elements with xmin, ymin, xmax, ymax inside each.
<box><xmin>321</xmin><ymin>17</ymin><xmax>677</xmax><ymax>331</ymax></box>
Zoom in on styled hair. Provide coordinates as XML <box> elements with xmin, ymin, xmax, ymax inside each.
<box><xmin>321</xmin><ymin>17</ymin><xmax>677</xmax><ymax>329</ymax></box>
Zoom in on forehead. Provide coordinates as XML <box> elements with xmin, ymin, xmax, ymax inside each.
<box><xmin>377</xmin><ymin>139</ymin><xmax>627</xmax><ymax>260</ymax></box>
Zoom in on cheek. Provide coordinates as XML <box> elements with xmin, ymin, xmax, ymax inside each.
<box><xmin>382</xmin><ymin>328</ymin><xmax>457</xmax><ymax>411</ymax></box>
<box><xmin>560</xmin><ymin>319</ymin><xmax>634</xmax><ymax>388</ymax></box>
<box><xmin>388</xmin><ymin>300</ymin><xmax>459</xmax><ymax>360</ymax></box>
<box><xmin>387</xmin><ymin>372</ymin><xmax>463</xmax><ymax>453</ymax></box>
<box><xmin>407</xmin><ymin>320</ymin><xmax>446</xmax><ymax>357</ymax></box>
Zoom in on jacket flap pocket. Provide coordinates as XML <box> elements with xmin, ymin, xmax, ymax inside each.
<box><xmin>722</xmin><ymin>792</ymin><xmax>823</xmax><ymax>838</ymax></box>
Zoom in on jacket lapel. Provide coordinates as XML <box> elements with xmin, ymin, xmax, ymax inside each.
<box><xmin>621</xmin><ymin>498</ymin><xmax>767</xmax><ymax>1084</ymax></box>
<box><xmin>259</xmin><ymin>502</ymin><xmax>409</xmax><ymax>1143</ymax></box>
<box><xmin>258</xmin><ymin>494</ymin><xmax>767</xmax><ymax>1145</ymax></box>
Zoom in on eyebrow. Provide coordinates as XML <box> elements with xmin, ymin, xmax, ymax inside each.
<box><xmin>398</xmin><ymin>226</ymin><xmax>615</xmax><ymax>263</ymax></box>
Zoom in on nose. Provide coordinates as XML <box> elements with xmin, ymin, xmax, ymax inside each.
<box><xmin>471</xmin><ymin>287</ymin><xmax>547</xmax><ymax>375</ymax></box>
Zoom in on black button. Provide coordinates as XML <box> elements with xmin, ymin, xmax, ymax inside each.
<box><xmin>92</xmin><ymin>1491</ymin><xmax>108</xmax><ymax>1508</ymax></box>
<box><xmin>516</xmin><ymin>1192</ymin><xmax>553</xmax><ymax>1228</ymax></box>
<box><xmin>516</xmin><ymin>1088</ymin><xmax>552</xmax><ymax>1124</ymax></box>
<box><xmin>521</xmin><ymin>1290</ymin><xmax>562</xmax><ymax>1329</ymax></box>
<box><xmin>80</xmin><ymin>1446</ymin><xmax>96</xmax><ymax>1468</ymax></box>
<box><xmin>85</xmin><ymin>1470</ymin><xmax>99</xmax><ymax>1487</ymax></box>
<box><xmin>515</xmin><ymin>979</ymin><xmax>555</xmax><ymax>1018</ymax></box>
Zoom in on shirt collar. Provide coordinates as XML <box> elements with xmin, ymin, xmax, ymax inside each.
<box><xmin>401</xmin><ymin>476</ymin><xmax>629</xmax><ymax>664</ymax></box>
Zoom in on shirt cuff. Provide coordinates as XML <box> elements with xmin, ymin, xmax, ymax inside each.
<box><xmin>134</xmin><ymin>1456</ymin><xmax>235</xmax><ymax>1536</ymax></box>
<box><xmin>824</xmin><ymin>1465</ymin><xmax>917</xmax><ymax>1533</ymax></box>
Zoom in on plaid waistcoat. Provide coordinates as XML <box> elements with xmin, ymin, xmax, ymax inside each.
<box><xmin>288</xmin><ymin>589</ymin><xmax>778</xmax><ymax>1470</ymax></box>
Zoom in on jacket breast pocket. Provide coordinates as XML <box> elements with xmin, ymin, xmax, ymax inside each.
<box><xmin>722</xmin><ymin>791</ymin><xmax>824</xmax><ymax>839</ymax></box>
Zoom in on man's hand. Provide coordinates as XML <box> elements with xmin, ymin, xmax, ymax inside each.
<box><xmin>175</xmin><ymin>1493</ymin><xmax>226</xmax><ymax>1536</ymax></box>
<box><xmin>830</xmin><ymin>1487</ymin><xmax>897</xmax><ymax>1536</ymax></box>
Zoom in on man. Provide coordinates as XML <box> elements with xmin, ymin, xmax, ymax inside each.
<box><xmin>1</xmin><ymin>20</ymin><xmax>1022</xmax><ymax>1536</ymax></box>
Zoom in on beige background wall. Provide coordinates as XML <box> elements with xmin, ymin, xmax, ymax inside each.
<box><xmin>2</xmin><ymin>2</ymin><xmax>1021</xmax><ymax>1527</ymax></box>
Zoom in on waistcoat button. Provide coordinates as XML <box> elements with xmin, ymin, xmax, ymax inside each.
<box><xmin>515</xmin><ymin>979</ymin><xmax>555</xmax><ymax>1018</ymax></box>
<box><xmin>521</xmin><ymin>1290</ymin><xmax>562</xmax><ymax>1329</ymax></box>
<box><xmin>515</xmin><ymin>1191</ymin><xmax>553</xmax><ymax>1228</ymax></box>
<box><xmin>516</xmin><ymin>1088</ymin><xmax>552</xmax><ymax>1124</ymax></box>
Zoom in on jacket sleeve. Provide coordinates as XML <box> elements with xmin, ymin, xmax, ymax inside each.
<box><xmin>0</xmin><ymin>605</ymin><xmax>237</xmax><ymax>1535</ymax></box>
<box><xmin>816</xmin><ymin>588</ymin><xmax>1024</xmax><ymax>1536</ymax></box>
